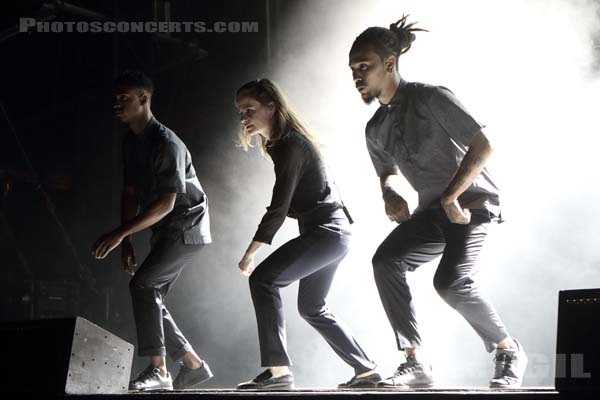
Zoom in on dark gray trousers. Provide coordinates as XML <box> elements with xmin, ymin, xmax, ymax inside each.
<box><xmin>249</xmin><ymin>226</ymin><xmax>376</xmax><ymax>374</ymax></box>
<box><xmin>372</xmin><ymin>209</ymin><xmax>508</xmax><ymax>353</ymax></box>
<box><xmin>129</xmin><ymin>231</ymin><xmax>204</xmax><ymax>360</ymax></box>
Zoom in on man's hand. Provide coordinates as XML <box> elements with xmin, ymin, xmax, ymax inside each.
<box><xmin>121</xmin><ymin>238</ymin><xmax>137</xmax><ymax>275</ymax></box>
<box><xmin>383</xmin><ymin>189</ymin><xmax>411</xmax><ymax>223</ymax></box>
<box><xmin>92</xmin><ymin>229</ymin><xmax>125</xmax><ymax>260</ymax></box>
<box><xmin>441</xmin><ymin>197</ymin><xmax>471</xmax><ymax>224</ymax></box>
<box><xmin>238</xmin><ymin>254</ymin><xmax>255</xmax><ymax>277</ymax></box>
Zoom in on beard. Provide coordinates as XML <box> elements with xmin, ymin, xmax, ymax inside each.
<box><xmin>361</xmin><ymin>88</ymin><xmax>379</xmax><ymax>105</ymax></box>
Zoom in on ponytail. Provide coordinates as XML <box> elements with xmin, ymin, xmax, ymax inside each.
<box><xmin>351</xmin><ymin>14</ymin><xmax>428</xmax><ymax>64</ymax></box>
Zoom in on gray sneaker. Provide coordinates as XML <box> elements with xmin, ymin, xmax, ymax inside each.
<box><xmin>378</xmin><ymin>355</ymin><xmax>434</xmax><ymax>388</ymax></box>
<box><xmin>489</xmin><ymin>339</ymin><xmax>528</xmax><ymax>388</ymax></box>
<box><xmin>173</xmin><ymin>361</ymin><xmax>213</xmax><ymax>390</ymax></box>
<box><xmin>129</xmin><ymin>365</ymin><xmax>173</xmax><ymax>391</ymax></box>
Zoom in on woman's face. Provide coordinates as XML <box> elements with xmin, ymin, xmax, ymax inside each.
<box><xmin>236</xmin><ymin>95</ymin><xmax>273</xmax><ymax>139</ymax></box>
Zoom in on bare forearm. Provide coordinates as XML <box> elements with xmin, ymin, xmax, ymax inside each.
<box><xmin>244</xmin><ymin>240</ymin><xmax>265</xmax><ymax>258</ymax></box>
<box><xmin>118</xmin><ymin>194</ymin><xmax>175</xmax><ymax>237</ymax></box>
<box><xmin>442</xmin><ymin>131</ymin><xmax>493</xmax><ymax>202</ymax></box>
<box><xmin>120</xmin><ymin>192</ymin><xmax>139</xmax><ymax>240</ymax></box>
<box><xmin>380</xmin><ymin>174</ymin><xmax>403</xmax><ymax>197</ymax></box>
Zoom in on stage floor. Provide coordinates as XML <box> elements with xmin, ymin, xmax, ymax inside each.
<box><xmin>62</xmin><ymin>387</ymin><xmax>595</xmax><ymax>400</ymax></box>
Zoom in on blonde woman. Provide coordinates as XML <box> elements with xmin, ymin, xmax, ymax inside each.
<box><xmin>234</xmin><ymin>79</ymin><xmax>379</xmax><ymax>390</ymax></box>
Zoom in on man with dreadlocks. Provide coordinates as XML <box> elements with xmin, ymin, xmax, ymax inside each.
<box><xmin>348</xmin><ymin>16</ymin><xmax>527</xmax><ymax>389</ymax></box>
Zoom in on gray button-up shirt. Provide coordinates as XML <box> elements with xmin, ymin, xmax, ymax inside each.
<box><xmin>123</xmin><ymin>116</ymin><xmax>212</xmax><ymax>244</ymax></box>
<box><xmin>366</xmin><ymin>79</ymin><xmax>500</xmax><ymax>216</ymax></box>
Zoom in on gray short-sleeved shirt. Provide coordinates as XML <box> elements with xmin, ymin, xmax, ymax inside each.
<box><xmin>123</xmin><ymin>116</ymin><xmax>212</xmax><ymax>244</ymax></box>
<box><xmin>366</xmin><ymin>79</ymin><xmax>500</xmax><ymax>216</ymax></box>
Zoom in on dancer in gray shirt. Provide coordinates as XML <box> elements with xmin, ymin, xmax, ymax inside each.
<box><xmin>348</xmin><ymin>16</ymin><xmax>527</xmax><ymax>389</ymax></box>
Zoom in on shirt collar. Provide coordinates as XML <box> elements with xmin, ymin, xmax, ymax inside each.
<box><xmin>381</xmin><ymin>78</ymin><xmax>408</xmax><ymax>109</ymax></box>
<box><xmin>134</xmin><ymin>116</ymin><xmax>158</xmax><ymax>141</ymax></box>
<box><xmin>266</xmin><ymin>128</ymin><xmax>293</xmax><ymax>150</ymax></box>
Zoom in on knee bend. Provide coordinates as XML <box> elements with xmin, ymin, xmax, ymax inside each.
<box><xmin>372</xmin><ymin>250</ymin><xmax>390</xmax><ymax>273</ymax></box>
<box><xmin>433</xmin><ymin>274</ymin><xmax>448</xmax><ymax>295</ymax></box>
<box><xmin>297</xmin><ymin>300</ymin><xmax>325</xmax><ymax>321</ymax></box>
<box><xmin>372</xmin><ymin>250</ymin><xmax>407</xmax><ymax>276</ymax></box>
<box><xmin>249</xmin><ymin>270</ymin><xmax>269</xmax><ymax>291</ymax></box>
<box><xmin>129</xmin><ymin>276</ymin><xmax>146</xmax><ymax>292</ymax></box>
<box><xmin>434</xmin><ymin>275</ymin><xmax>473</xmax><ymax>299</ymax></box>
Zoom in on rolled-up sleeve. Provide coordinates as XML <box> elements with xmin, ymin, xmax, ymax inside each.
<box><xmin>423</xmin><ymin>86</ymin><xmax>484</xmax><ymax>146</ymax></box>
<box><xmin>154</xmin><ymin>141</ymin><xmax>186</xmax><ymax>194</ymax></box>
<box><xmin>253</xmin><ymin>142</ymin><xmax>304</xmax><ymax>244</ymax></box>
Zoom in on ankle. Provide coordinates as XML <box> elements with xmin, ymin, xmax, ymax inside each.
<box><xmin>153</xmin><ymin>365</ymin><xmax>168</xmax><ymax>378</ymax></box>
<box><xmin>269</xmin><ymin>366</ymin><xmax>290</xmax><ymax>377</ymax></box>
<box><xmin>356</xmin><ymin>369</ymin><xmax>378</xmax><ymax>379</ymax></box>
<box><xmin>497</xmin><ymin>337</ymin><xmax>517</xmax><ymax>350</ymax></box>
<box><xmin>405</xmin><ymin>348</ymin><xmax>418</xmax><ymax>359</ymax></box>
<box><xmin>183</xmin><ymin>359</ymin><xmax>203</xmax><ymax>369</ymax></box>
<box><xmin>182</xmin><ymin>350</ymin><xmax>203</xmax><ymax>369</ymax></box>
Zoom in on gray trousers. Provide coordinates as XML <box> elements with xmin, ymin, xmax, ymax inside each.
<box><xmin>249</xmin><ymin>226</ymin><xmax>376</xmax><ymax>374</ymax></box>
<box><xmin>129</xmin><ymin>231</ymin><xmax>204</xmax><ymax>360</ymax></box>
<box><xmin>372</xmin><ymin>208</ymin><xmax>508</xmax><ymax>353</ymax></box>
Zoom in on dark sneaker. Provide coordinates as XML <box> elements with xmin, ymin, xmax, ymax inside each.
<box><xmin>489</xmin><ymin>339</ymin><xmax>528</xmax><ymax>388</ymax></box>
<box><xmin>237</xmin><ymin>369</ymin><xmax>294</xmax><ymax>390</ymax></box>
<box><xmin>129</xmin><ymin>365</ymin><xmax>173</xmax><ymax>391</ymax></box>
<box><xmin>173</xmin><ymin>361</ymin><xmax>213</xmax><ymax>390</ymax></box>
<box><xmin>338</xmin><ymin>371</ymin><xmax>382</xmax><ymax>389</ymax></box>
<box><xmin>378</xmin><ymin>355</ymin><xmax>434</xmax><ymax>388</ymax></box>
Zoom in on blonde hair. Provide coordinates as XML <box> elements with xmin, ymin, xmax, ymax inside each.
<box><xmin>236</xmin><ymin>78</ymin><xmax>321</xmax><ymax>157</ymax></box>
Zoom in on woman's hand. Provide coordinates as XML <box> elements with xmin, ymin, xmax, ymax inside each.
<box><xmin>238</xmin><ymin>254</ymin><xmax>255</xmax><ymax>276</ymax></box>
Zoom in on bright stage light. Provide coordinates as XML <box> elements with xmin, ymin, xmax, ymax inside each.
<box><xmin>221</xmin><ymin>0</ymin><xmax>600</xmax><ymax>387</ymax></box>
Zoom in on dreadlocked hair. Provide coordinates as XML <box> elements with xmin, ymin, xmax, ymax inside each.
<box><xmin>351</xmin><ymin>14</ymin><xmax>428</xmax><ymax>64</ymax></box>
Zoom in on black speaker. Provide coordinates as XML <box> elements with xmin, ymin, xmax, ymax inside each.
<box><xmin>0</xmin><ymin>316</ymin><xmax>133</xmax><ymax>394</ymax></box>
<box><xmin>556</xmin><ymin>289</ymin><xmax>600</xmax><ymax>392</ymax></box>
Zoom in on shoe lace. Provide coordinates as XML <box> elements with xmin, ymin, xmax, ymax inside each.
<box><xmin>493</xmin><ymin>352</ymin><xmax>511</xmax><ymax>379</ymax></box>
<box><xmin>501</xmin><ymin>354</ymin><xmax>516</xmax><ymax>378</ymax></box>
<box><xmin>136</xmin><ymin>366</ymin><xmax>158</xmax><ymax>383</ymax></box>
<box><xmin>393</xmin><ymin>361</ymin><xmax>417</xmax><ymax>378</ymax></box>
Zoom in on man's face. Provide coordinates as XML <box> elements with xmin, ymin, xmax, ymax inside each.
<box><xmin>113</xmin><ymin>85</ymin><xmax>148</xmax><ymax>123</ymax></box>
<box><xmin>349</xmin><ymin>46</ymin><xmax>388</xmax><ymax>104</ymax></box>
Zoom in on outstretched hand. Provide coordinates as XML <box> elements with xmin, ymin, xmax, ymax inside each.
<box><xmin>92</xmin><ymin>230</ymin><xmax>124</xmax><ymax>260</ymax></box>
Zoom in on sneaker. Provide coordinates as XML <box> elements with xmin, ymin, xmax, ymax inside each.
<box><xmin>173</xmin><ymin>361</ymin><xmax>213</xmax><ymax>390</ymax></box>
<box><xmin>378</xmin><ymin>355</ymin><xmax>434</xmax><ymax>388</ymax></box>
<box><xmin>129</xmin><ymin>365</ymin><xmax>173</xmax><ymax>391</ymax></box>
<box><xmin>338</xmin><ymin>371</ymin><xmax>382</xmax><ymax>389</ymax></box>
<box><xmin>237</xmin><ymin>369</ymin><xmax>294</xmax><ymax>390</ymax></box>
<box><xmin>489</xmin><ymin>339</ymin><xmax>528</xmax><ymax>388</ymax></box>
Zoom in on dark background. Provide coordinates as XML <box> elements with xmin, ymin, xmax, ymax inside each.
<box><xmin>0</xmin><ymin>0</ymin><xmax>301</xmax><ymax>385</ymax></box>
